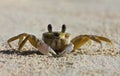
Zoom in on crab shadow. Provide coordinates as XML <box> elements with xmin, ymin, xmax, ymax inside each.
<box><xmin>0</xmin><ymin>50</ymin><xmax>43</xmax><ymax>56</ymax></box>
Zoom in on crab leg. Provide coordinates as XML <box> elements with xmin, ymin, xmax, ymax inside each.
<box><xmin>7</xmin><ymin>33</ymin><xmax>28</xmax><ymax>49</ymax></box>
<box><xmin>7</xmin><ymin>36</ymin><xmax>20</xmax><ymax>48</ymax></box>
<box><xmin>18</xmin><ymin>35</ymin><xmax>31</xmax><ymax>50</ymax></box>
<box><xmin>7</xmin><ymin>33</ymin><xmax>56</xmax><ymax>55</ymax></box>
<box><xmin>90</xmin><ymin>36</ymin><xmax>102</xmax><ymax>48</ymax></box>
<box><xmin>87</xmin><ymin>40</ymin><xmax>92</xmax><ymax>48</ymax></box>
<box><xmin>71</xmin><ymin>35</ymin><xmax>113</xmax><ymax>52</ymax></box>
<box><xmin>71</xmin><ymin>35</ymin><xmax>90</xmax><ymax>52</ymax></box>
<box><xmin>19</xmin><ymin>35</ymin><xmax>56</xmax><ymax>55</ymax></box>
<box><xmin>96</xmin><ymin>36</ymin><xmax>113</xmax><ymax>47</ymax></box>
<box><xmin>18</xmin><ymin>36</ymin><xmax>24</xmax><ymax>46</ymax></box>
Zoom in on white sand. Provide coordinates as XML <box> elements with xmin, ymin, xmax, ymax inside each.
<box><xmin>0</xmin><ymin>0</ymin><xmax>120</xmax><ymax>76</ymax></box>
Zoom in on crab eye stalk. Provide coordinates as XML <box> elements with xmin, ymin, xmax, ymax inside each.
<box><xmin>48</xmin><ymin>24</ymin><xmax>52</xmax><ymax>32</ymax></box>
<box><xmin>61</xmin><ymin>24</ymin><xmax>66</xmax><ymax>33</ymax></box>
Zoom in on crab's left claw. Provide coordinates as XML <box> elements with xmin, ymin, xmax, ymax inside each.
<box><xmin>56</xmin><ymin>43</ymin><xmax>74</xmax><ymax>57</ymax></box>
<box><xmin>37</xmin><ymin>40</ymin><xmax>57</xmax><ymax>56</ymax></box>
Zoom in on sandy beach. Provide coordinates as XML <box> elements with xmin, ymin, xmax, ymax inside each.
<box><xmin>0</xmin><ymin>0</ymin><xmax>120</xmax><ymax>76</ymax></box>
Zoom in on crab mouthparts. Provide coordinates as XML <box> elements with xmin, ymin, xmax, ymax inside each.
<box><xmin>54</xmin><ymin>37</ymin><xmax>60</xmax><ymax>39</ymax></box>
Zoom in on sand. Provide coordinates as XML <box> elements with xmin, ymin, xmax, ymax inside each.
<box><xmin>0</xmin><ymin>0</ymin><xmax>120</xmax><ymax>76</ymax></box>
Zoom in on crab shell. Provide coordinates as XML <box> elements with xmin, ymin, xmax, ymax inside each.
<box><xmin>42</xmin><ymin>24</ymin><xmax>72</xmax><ymax>54</ymax></box>
<box><xmin>37</xmin><ymin>24</ymin><xmax>74</xmax><ymax>56</ymax></box>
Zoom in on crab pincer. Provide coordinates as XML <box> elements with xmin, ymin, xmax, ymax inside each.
<box><xmin>37</xmin><ymin>40</ymin><xmax>56</xmax><ymax>56</ymax></box>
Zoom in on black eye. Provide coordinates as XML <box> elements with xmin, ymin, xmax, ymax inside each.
<box><xmin>61</xmin><ymin>24</ymin><xmax>66</xmax><ymax>33</ymax></box>
<box><xmin>48</xmin><ymin>24</ymin><xmax>52</xmax><ymax>32</ymax></box>
<box><xmin>54</xmin><ymin>32</ymin><xmax>59</xmax><ymax>37</ymax></box>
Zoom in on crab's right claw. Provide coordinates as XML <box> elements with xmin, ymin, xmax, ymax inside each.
<box><xmin>37</xmin><ymin>40</ymin><xmax>56</xmax><ymax>56</ymax></box>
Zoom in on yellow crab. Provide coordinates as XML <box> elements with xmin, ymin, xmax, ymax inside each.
<box><xmin>7</xmin><ymin>24</ymin><xmax>113</xmax><ymax>56</ymax></box>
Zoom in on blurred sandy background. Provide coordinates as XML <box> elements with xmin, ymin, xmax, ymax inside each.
<box><xmin>0</xmin><ymin>0</ymin><xmax>120</xmax><ymax>76</ymax></box>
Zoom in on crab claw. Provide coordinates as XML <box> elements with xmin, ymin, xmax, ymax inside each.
<box><xmin>57</xmin><ymin>43</ymin><xmax>74</xmax><ymax>56</ymax></box>
<box><xmin>37</xmin><ymin>40</ymin><xmax>56</xmax><ymax>56</ymax></box>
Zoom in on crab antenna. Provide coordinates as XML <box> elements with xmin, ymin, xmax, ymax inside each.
<box><xmin>61</xmin><ymin>24</ymin><xmax>66</xmax><ymax>33</ymax></box>
<box><xmin>48</xmin><ymin>24</ymin><xmax>52</xmax><ymax>32</ymax></box>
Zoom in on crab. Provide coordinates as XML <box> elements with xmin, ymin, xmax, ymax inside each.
<box><xmin>7</xmin><ymin>24</ymin><xmax>113</xmax><ymax>56</ymax></box>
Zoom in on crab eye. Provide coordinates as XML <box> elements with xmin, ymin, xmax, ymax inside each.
<box><xmin>48</xmin><ymin>24</ymin><xmax>52</xmax><ymax>32</ymax></box>
<box><xmin>61</xmin><ymin>24</ymin><xmax>66</xmax><ymax>33</ymax></box>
